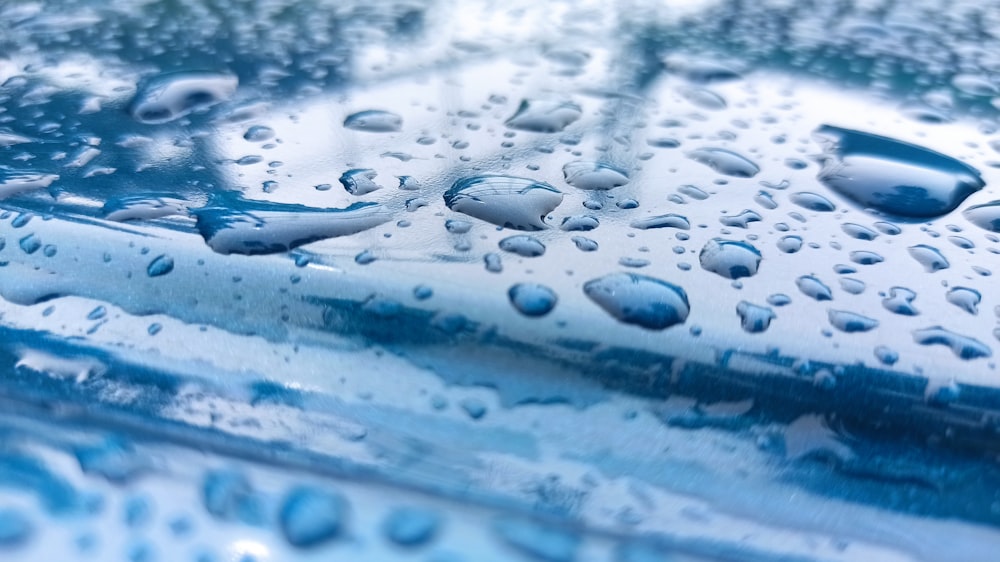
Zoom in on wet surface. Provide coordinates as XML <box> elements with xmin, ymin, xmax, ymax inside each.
<box><xmin>2</xmin><ymin>0</ymin><xmax>1000</xmax><ymax>560</ymax></box>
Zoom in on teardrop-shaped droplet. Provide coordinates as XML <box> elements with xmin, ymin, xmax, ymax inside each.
<box><xmin>444</xmin><ymin>175</ymin><xmax>563</xmax><ymax>231</ymax></box>
<box><xmin>583</xmin><ymin>272</ymin><xmax>690</xmax><ymax>330</ymax></box>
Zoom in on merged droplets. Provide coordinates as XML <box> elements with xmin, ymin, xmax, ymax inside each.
<box><xmin>194</xmin><ymin>197</ymin><xmax>390</xmax><ymax>255</ymax></box>
<box><xmin>0</xmin><ymin>168</ymin><xmax>58</xmax><ymax>199</ymax></box>
<box><xmin>129</xmin><ymin>71</ymin><xmax>238</xmax><ymax>124</ymax></box>
<box><xmin>562</xmin><ymin>161</ymin><xmax>629</xmax><ymax>190</ymax></box>
<box><xmin>946</xmin><ymin>287</ymin><xmax>981</xmax><ymax>314</ymax></box>
<box><xmin>882</xmin><ymin>287</ymin><xmax>919</xmax><ymax>315</ymax></box>
<box><xmin>687</xmin><ymin>148</ymin><xmax>759</xmax><ymax>178</ymax></box>
<box><xmin>508</xmin><ymin>283</ymin><xmax>557</xmax><ymax>317</ymax></box>
<box><xmin>343</xmin><ymin>110</ymin><xmax>402</xmax><ymax>133</ymax></box>
<box><xmin>504</xmin><ymin>99</ymin><xmax>581</xmax><ymax>133</ymax></box>
<box><xmin>913</xmin><ymin>327</ymin><xmax>991</xmax><ymax>359</ymax></box>
<box><xmin>583</xmin><ymin>272</ymin><xmax>690</xmax><ymax>330</ymax></box>
<box><xmin>699</xmin><ymin>239</ymin><xmax>762</xmax><ymax>279</ymax></box>
<box><xmin>814</xmin><ymin>125</ymin><xmax>984</xmax><ymax>218</ymax></box>
<box><xmin>443</xmin><ymin>175</ymin><xmax>563</xmax><ymax>231</ymax></box>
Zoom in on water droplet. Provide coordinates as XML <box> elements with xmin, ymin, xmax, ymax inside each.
<box><xmin>279</xmin><ymin>487</ymin><xmax>347</xmax><ymax>548</ymax></box>
<box><xmin>508</xmin><ymin>283</ymin><xmax>557</xmax><ymax>317</ymax></box>
<box><xmin>908</xmin><ymin>244</ymin><xmax>949</xmax><ymax>272</ymax></box>
<box><xmin>952</xmin><ymin>74</ymin><xmax>998</xmax><ymax>96</ymax></box>
<box><xmin>355</xmin><ymin>250</ymin><xmax>377</xmax><ymax>265</ymax></box>
<box><xmin>103</xmin><ymin>196</ymin><xmax>188</xmax><ymax>222</ymax></box>
<box><xmin>505</xmin><ymin>99</ymin><xmax>581</xmax><ymax>133</ymax></box>
<box><xmin>828</xmin><ymin>310</ymin><xmax>879</xmax><ymax>333</ymax></box>
<box><xmin>687</xmin><ymin>148</ymin><xmax>759</xmax><ymax>177</ymax></box>
<box><xmin>383</xmin><ymin>507</ymin><xmax>440</xmax><ymax>547</ymax></box>
<box><xmin>619</xmin><ymin>257</ymin><xmax>650</xmax><ymax>268</ymax></box>
<box><xmin>194</xmin><ymin>197</ymin><xmax>390</xmax><ymax>255</ymax></box>
<box><xmin>630</xmin><ymin>214</ymin><xmax>690</xmax><ymax>230</ymax></box>
<box><xmin>130</xmin><ymin>71</ymin><xmax>237</xmax><ymax>124</ymax></box>
<box><xmin>484</xmin><ymin>253</ymin><xmax>503</xmax><ymax>273</ymax></box>
<box><xmin>647</xmin><ymin>137</ymin><xmax>681</xmax><ymax>148</ymax></box>
<box><xmin>147</xmin><ymin>254</ymin><xmax>174</xmax><ymax>277</ymax></box>
<box><xmin>571</xmin><ymin>236</ymin><xmax>598</xmax><ymax>252</ymax></box>
<box><xmin>874</xmin><ymin>345</ymin><xmax>899</xmax><ymax>366</ymax></box>
<box><xmin>796</xmin><ymin>275</ymin><xmax>833</xmax><ymax>301</ymax></box>
<box><xmin>814</xmin><ymin>125</ymin><xmax>984</xmax><ymax>218</ymax></box>
<box><xmin>839</xmin><ymin>278</ymin><xmax>866</xmax><ymax>295</ymax></box>
<box><xmin>0</xmin><ymin>509</ymin><xmax>32</xmax><ymax>548</ymax></box>
<box><xmin>948</xmin><ymin>235</ymin><xmax>974</xmax><ymax>249</ymax></box>
<box><xmin>460</xmin><ymin>398</ymin><xmax>487</xmax><ymax>420</ymax></box>
<box><xmin>583</xmin><ymin>272</ymin><xmax>690</xmax><ymax>330</ymax></box>
<box><xmin>444</xmin><ymin>175</ymin><xmax>562</xmax><ymax>231</ymax></box>
<box><xmin>699</xmin><ymin>239</ymin><xmax>762</xmax><ymax>279</ymax></box>
<box><xmin>678</xmin><ymin>185</ymin><xmax>709</xmax><ymax>200</ymax></box>
<box><xmin>562</xmin><ymin>161</ymin><xmax>629</xmax><ymax>190</ymax></box>
<box><xmin>679</xmin><ymin>87</ymin><xmax>727</xmax><ymax>110</ymax></box>
<box><xmin>343</xmin><ymin>110</ymin><xmax>402</xmax><ymax>132</ymax></box>
<box><xmin>339</xmin><ymin>169</ymin><xmax>382</xmax><ymax>196</ymax></box>
<box><xmin>736</xmin><ymin>301</ymin><xmax>776</xmax><ymax>333</ymax></box>
<box><xmin>719</xmin><ymin>209</ymin><xmax>762</xmax><ymax>228</ymax></box>
<box><xmin>754</xmin><ymin>191</ymin><xmax>778</xmax><ymax>209</ymax></box>
<box><xmin>850</xmin><ymin>251</ymin><xmax>884</xmax><ymax>265</ymax></box>
<box><xmin>841</xmin><ymin>223</ymin><xmax>878</xmax><ymax>240</ymax></box>
<box><xmin>946</xmin><ymin>287</ymin><xmax>981</xmax><ymax>314</ymax></box>
<box><xmin>964</xmin><ymin>201</ymin><xmax>1000</xmax><ymax>233</ymax></box>
<box><xmin>663</xmin><ymin>56</ymin><xmax>742</xmax><ymax>83</ymax></box>
<box><xmin>18</xmin><ymin>234</ymin><xmax>40</xmax><ymax>255</ymax></box>
<box><xmin>202</xmin><ymin>469</ymin><xmax>259</xmax><ymax>522</ymax></box>
<box><xmin>243</xmin><ymin>125</ymin><xmax>274</xmax><ymax>142</ymax></box>
<box><xmin>913</xmin><ymin>327</ymin><xmax>991</xmax><ymax>359</ymax></box>
<box><xmin>493</xmin><ymin>518</ymin><xmax>580</xmax><ymax>562</ymax></box>
<box><xmin>560</xmin><ymin>215</ymin><xmax>599</xmax><ymax>231</ymax></box>
<box><xmin>789</xmin><ymin>192</ymin><xmax>836</xmax><ymax>212</ymax></box>
<box><xmin>882</xmin><ymin>287</ymin><xmax>919</xmax><ymax>316</ymax></box>
<box><xmin>499</xmin><ymin>235</ymin><xmax>545</xmax><ymax>257</ymax></box>
<box><xmin>777</xmin><ymin>235</ymin><xmax>802</xmax><ymax>253</ymax></box>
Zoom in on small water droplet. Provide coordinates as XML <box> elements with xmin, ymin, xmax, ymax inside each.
<box><xmin>777</xmin><ymin>235</ymin><xmax>802</xmax><ymax>253</ymax></box>
<box><xmin>630</xmin><ymin>214</ymin><xmax>690</xmax><ymax>230</ymax></box>
<box><xmin>444</xmin><ymin>175</ymin><xmax>562</xmax><ymax>231</ymax></box>
<box><xmin>243</xmin><ymin>125</ymin><xmax>274</xmax><ymax>142</ymax></box>
<box><xmin>498</xmin><ymin>235</ymin><xmax>545</xmax><ymax>257</ymax></box>
<box><xmin>484</xmin><ymin>252</ymin><xmax>503</xmax><ymax>273</ymax></box>
<box><xmin>797</xmin><ymin>275</ymin><xmax>833</xmax><ymax>301</ymax></box>
<box><xmin>850</xmin><ymin>250</ymin><xmax>884</xmax><ymax>265</ymax></box>
<box><xmin>828</xmin><ymin>309</ymin><xmax>879</xmax><ymax>333</ymax></box>
<box><xmin>339</xmin><ymin>169</ymin><xmax>382</xmax><ymax>196</ymax></box>
<box><xmin>279</xmin><ymin>487</ymin><xmax>347</xmax><ymax>548</ymax></box>
<box><xmin>508</xmin><ymin>283</ymin><xmax>557</xmax><ymax>317</ymax></box>
<box><xmin>814</xmin><ymin>125</ymin><xmax>983</xmax><ymax>218</ymax></box>
<box><xmin>383</xmin><ymin>507</ymin><xmax>441</xmax><ymax>547</ymax></box>
<box><xmin>146</xmin><ymin>254</ymin><xmax>174</xmax><ymax>277</ymax></box>
<box><xmin>343</xmin><ymin>110</ymin><xmax>402</xmax><ymax>132</ymax></box>
<box><xmin>687</xmin><ymin>147</ymin><xmax>759</xmax><ymax>178</ymax></box>
<box><xmin>678</xmin><ymin>185</ymin><xmax>709</xmax><ymax>200</ymax></box>
<box><xmin>839</xmin><ymin>278</ymin><xmax>866</xmax><ymax>294</ymax></box>
<box><xmin>583</xmin><ymin>272</ymin><xmax>690</xmax><ymax>330</ymax></box>
<box><xmin>841</xmin><ymin>223</ymin><xmax>878</xmax><ymax>240</ymax></box>
<box><xmin>560</xmin><ymin>215</ymin><xmax>599</xmax><ymax>231</ymax></box>
<box><xmin>505</xmin><ymin>99</ymin><xmax>582</xmax><ymax>133</ymax></box>
<box><xmin>789</xmin><ymin>192</ymin><xmax>836</xmax><ymax>212</ymax></box>
<box><xmin>767</xmin><ymin>293</ymin><xmax>791</xmax><ymax>306</ymax></box>
<box><xmin>874</xmin><ymin>345</ymin><xmax>899</xmax><ymax>365</ymax></box>
<box><xmin>946</xmin><ymin>287</ymin><xmax>981</xmax><ymax>314</ymax></box>
<box><xmin>562</xmin><ymin>161</ymin><xmax>629</xmax><ymax>190</ymax></box>
<box><xmin>571</xmin><ymin>236</ymin><xmax>598</xmax><ymax>252</ymax></box>
<box><xmin>699</xmin><ymin>239</ymin><xmax>762</xmax><ymax>279</ymax></box>
<box><xmin>882</xmin><ymin>287</ymin><xmax>919</xmax><ymax>315</ymax></box>
<box><xmin>908</xmin><ymin>244</ymin><xmax>949</xmax><ymax>272</ymax></box>
<box><xmin>719</xmin><ymin>209</ymin><xmax>762</xmax><ymax>228</ymax></box>
<box><xmin>736</xmin><ymin>301</ymin><xmax>775</xmax><ymax>333</ymax></box>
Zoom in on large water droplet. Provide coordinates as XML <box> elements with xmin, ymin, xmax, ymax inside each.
<box><xmin>814</xmin><ymin>125</ymin><xmax>984</xmax><ymax>218</ymax></box>
<box><xmin>0</xmin><ymin>168</ymin><xmax>58</xmax><ymax>199</ymax></box>
<box><xmin>699</xmin><ymin>239</ymin><xmax>762</xmax><ymax>279</ymax></box>
<box><xmin>908</xmin><ymin>244</ymin><xmax>949</xmax><ymax>272</ymax></box>
<box><xmin>505</xmin><ymin>99</ymin><xmax>582</xmax><ymax>133</ymax></box>
<box><xmin>828</xmin><ymin>309</ymin><xmax>879</xmax><ymax>333</ymax></box>
<box><xmin>499</xmin><ymin>235</ymin><xmax>545</xmax><ymax>257</ymax></box>
<box><xmin>964</xmin><ymin>201</ymin><xmax>1000</xmax><ymax>233</ymax></box>
<box><xmin>913</xmin><ymin>327</ymin><xmax>991</xmax><ymax>359</ymax></box>
<box><xmin>444</xmin><ymin>175</ymin><xmax>563</xmax><ymax>231</ymax></box>
<box><xmin>736</xmin><ymin>301</ymin><xmax>775</xmax><ymax>333</ymax></box>
<box><xmin>583</xmin><ymin>272</ymin><xmax>690</xmax><ymax>330</ymax></box>
<box><xmin>687</xmin><ymin>148</ymin><xmax>759</xmax><ymax>177</ymax></box>
<box><xmin>194</xmin><ymin>196</ymin><xmax>390</xmax><ymax>255</ymax></box>
<box><xmin>562</xmin><ymin>161</ymin><xmax>629</xmax><ymax>190</ymax></box>
<box><xmin>279</xmin><ymin>486</ymin><xmax>347</xmax><ymax>548</ymax></box>
<box><xmin>130</xmin><ymin>71</ymin><xmax>237</xmax><ymax>124</ymax></box>
<box><xmin>508</xmin><ymin>283</ymin><xmax>557</xmax><ymax>317</ymax></box>
<box><xmin>343</xmin><ymin>110</ymin><xmax>402</xmax><ymax>133</ymax></box>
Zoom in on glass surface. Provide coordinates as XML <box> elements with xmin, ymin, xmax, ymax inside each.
<box><xmin>1</xmin><ymin>0</ymin><xmax>1000</xmax><ymax>560</ymax></box>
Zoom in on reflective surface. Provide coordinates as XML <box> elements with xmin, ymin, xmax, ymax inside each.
<box><xmin>2</xmin><ymin>0</ymin><xmax>1000</xmax><ymax>560</ymax></box>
